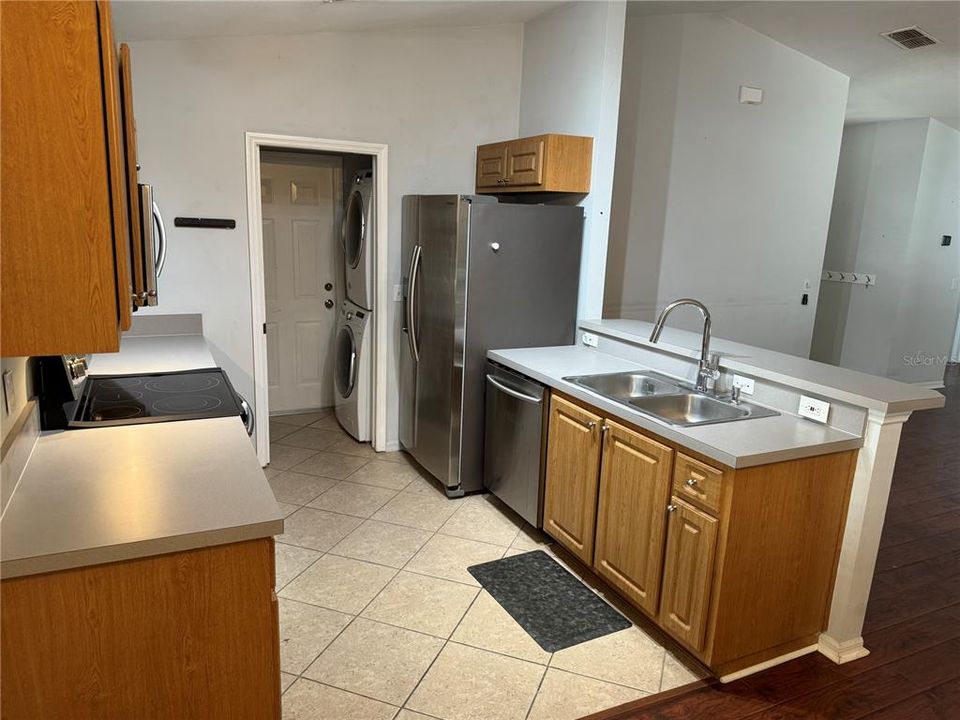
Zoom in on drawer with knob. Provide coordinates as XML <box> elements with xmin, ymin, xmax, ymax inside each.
<box><xmin>672</xmin><ymin>453</ymin><xmax>724</xmax><ymax>515</ymax></box>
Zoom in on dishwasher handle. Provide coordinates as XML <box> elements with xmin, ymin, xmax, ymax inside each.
<box><xmin>486</xmin><ymin>375</ymin><xmax>543</xmax><ymax>404</ymax></box>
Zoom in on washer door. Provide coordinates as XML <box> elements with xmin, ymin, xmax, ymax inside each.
<box><xmin>343</xmin><ymin>189</ymin><xmax>365</xmax><ymax>270</ymax></box>
<box><xmin>335</xmin><ymin>325</ymin><xmax>358</xmax><ymax>398</ymax></box>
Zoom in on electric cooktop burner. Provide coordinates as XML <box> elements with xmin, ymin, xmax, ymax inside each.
<box><xmin>72</xmin><ymin>368</ymin><xmax>243</xmax><ymax>428</ymax></box>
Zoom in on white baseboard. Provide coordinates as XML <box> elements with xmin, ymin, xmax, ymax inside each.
<box><xmin>818</xmin><ymin>633</ymin><xmax>870</xmax><ymax>664</ymax></box>
<box><xmin>378</xmin><ymin>440</ymin><xmax>402</xmax><ymax>453</ymax></box>
<box><xmin>718</xmin><ymin>644</ymin><xmax>819</xmax><ymax>683</ymax></box>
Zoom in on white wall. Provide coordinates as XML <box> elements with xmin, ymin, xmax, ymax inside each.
<box><xmin>605</xmin><ymin>13</ymin><xmax>849</xmax><ymax>357</ymax></box>
<box><xmin>128</xmin><ymin>25</ymin><xmax>523</xmax><ymax>448</ymax></box>
<box><xmin>0</xmin><ymin>358</ymin><xmax>31</xmax><ymax>445</ymax></box>
<box><xmin>518</xmin><ymin>1</ymin><xmax>626</xmax><ymax>319</ymax></box>
<box><xmin>812</xmin><ymin>118</ymin><xmax>960</xmax><ymax>384</ymax></box>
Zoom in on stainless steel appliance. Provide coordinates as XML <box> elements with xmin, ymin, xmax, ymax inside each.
<box><xmin>134</xmin><ymin>183</ymin><xmax>167</xmax><ymax>308</ymax></box>
<box><xmin>34</xmin><ymin>357</ymin><xmax>254</xmax><ymax>435</ymax></box>
<box><xmin>484</xmin><ymin>362</ymin><xmax>548</xmax><ymax>526</ymax></box>
<box><xmin>400</xmin><ymin>195</ymin><xmax>583</xmax><ymax>496</ymax></box>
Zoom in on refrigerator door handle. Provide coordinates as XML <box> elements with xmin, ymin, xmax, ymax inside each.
<box><xmin>406</xmin><ymin>244</ymin><xmax>422</xmax><ymax>362</ymax></box>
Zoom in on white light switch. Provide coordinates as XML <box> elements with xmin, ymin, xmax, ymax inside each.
<box><xmin>798</xmin><ymin>395</ymin><xmax>830</xmax><ymax>423</ymax></box>
<box><xmin>581</xmin><ymin>332</ymin><xmax>599</xmax><ymax>348</ymax></box>
<box><xmin>739</xmin><ymin>85</ymin><xmax>764</xmax><ymax>104</ymax></box>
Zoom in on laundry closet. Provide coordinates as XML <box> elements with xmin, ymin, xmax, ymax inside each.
<box><xmin>259</xmin><ymin>149</ymin><xmax>375</xmax><ymax>443</ymax></box>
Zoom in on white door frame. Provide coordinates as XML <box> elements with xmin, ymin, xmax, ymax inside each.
<box><xmin>244</xmin><ymin>132</ymin><xmax>389</xmax><ymax>463</ymax></box>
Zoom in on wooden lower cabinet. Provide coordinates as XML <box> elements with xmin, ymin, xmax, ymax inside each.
<box><xmin>543</xmin><ymin>395</ymin><xmax>602</xmax><ymax>565</ymax></box>
<box><xmin>593</xmin><ymin>420</ymin><xmax>673</xmax><ymax>616</ymax></box>
<box><xmin>543</xmin><ymin>392</ymin><xmax>857</xmax><ymax>678</ymax></box>
<box><xmin>0</xmin><ymin>538</ymin><xmax>281</xmax><ymax>720</ymax></box>
<box><xmin>659</xmin><ymin>498</ymin><xmax>718</xmax><ymax>651</ymax></box>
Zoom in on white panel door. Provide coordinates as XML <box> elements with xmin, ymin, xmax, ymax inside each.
<box><xmin>261</xmin><ymin>157</ymin><xmax>340</xmax><ymax>413</ymax></box>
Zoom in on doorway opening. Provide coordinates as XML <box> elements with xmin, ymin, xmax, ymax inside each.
<box><xmin>245</xmin><ymin>133</ymin><xmax>388</xmax><ymax>466</ymax></box>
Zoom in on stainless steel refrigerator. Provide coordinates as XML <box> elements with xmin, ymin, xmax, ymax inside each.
<box><xmin>400</xmin><ymin>195</ymin><xmax>584</xmax><ymax>496</ymax></box>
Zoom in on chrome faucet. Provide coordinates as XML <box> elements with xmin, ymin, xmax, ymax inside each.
<box><xmin>649</xmin><ymin>298</ymin><xmax>720</xmax><ymax>393</ymax></box>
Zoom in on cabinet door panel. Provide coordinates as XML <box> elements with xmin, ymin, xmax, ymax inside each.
<box><xmin>119</xmin><ymin>42</ymin><xmax>145</xmax><ymax>305</ymax></box>
<box><xmin>506</xmin><ymin>137</ymin><xmax>545</xmax><ymax>187</ymax></box>
<box><xmin>97</xmin><ymin>0</ymin><xmax>132</xmax><ymax>331</ymax></box>
<box><xmin>543</xmin><ymin>395</ymin><xmax>602</xmax><ymax>564</ymax></box>
<box><xmin>659</xmin><ymin>498</ymin><xmax>718</xmax><ymax>651</ymax></box>
<box><xmin>594</xmin><ymin>421</ymin><xmax>673</xmax><ymax>616</ymax></box>
<box><xmin>673</xmin><ymin>453</ymin><xmax>724</xmax><ymax>515</ymax></box>
<box><xmin>476</xmin><ymin>143</ymin><xmax>508</xmax><ymax>188</ymax></box>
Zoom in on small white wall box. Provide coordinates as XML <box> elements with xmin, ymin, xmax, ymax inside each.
<box><xmin>799</xmin><ymin>395</ymin><xmax>830</xmax><ymax>423</ymax></box>
<box><xmin>732</xmin><ymin>375</ymin><xmax>755</xmax><ymax>395</ymax></box>
<box><xmin>581</xmin><ymin>332</ymin><xmax>599</xmax><ymax>348</ymax></box>
<box><xmin>739</xmin><ymin>85</ymin><xmax>764</xmax><ymax>104</ymax></box>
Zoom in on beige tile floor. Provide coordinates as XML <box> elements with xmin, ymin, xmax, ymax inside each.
<box><xmin>269</xmin><ymin>410</ymin><xmax>707</xmax><ymax>720</ymax></box>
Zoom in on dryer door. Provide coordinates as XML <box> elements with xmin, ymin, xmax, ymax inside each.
<box><xmin>335</xmin><ymin>325</ymin><xmax>358</xmax><ymax>398</ymax></box>
<box><xmin>343</xmin><ymin>189</ymin><xmax>365</xmax><ymax>270</ymax></box>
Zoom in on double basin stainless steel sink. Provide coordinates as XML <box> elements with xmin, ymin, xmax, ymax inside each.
<box><xmin>563</xmin><ymin>370</ymin><xmax>779</xmax><ymax>428</ymax></box>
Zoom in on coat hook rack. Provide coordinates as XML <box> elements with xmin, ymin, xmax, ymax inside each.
<box><xmin>822</xmin><ymin>270</ymin><xmax>876</xmax><ymax>286</ymax></box>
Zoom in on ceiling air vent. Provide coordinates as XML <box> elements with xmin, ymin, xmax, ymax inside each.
<box><xmin>882</xmin><ymin>26</ymin><xmax>938</xmax><ymax>50</ymax></box>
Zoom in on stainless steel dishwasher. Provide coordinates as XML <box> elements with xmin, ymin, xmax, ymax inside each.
<box><xmin>483</xmin><ymin>361</ymin><xmax>549</xmax><ymax>527</ymax></box>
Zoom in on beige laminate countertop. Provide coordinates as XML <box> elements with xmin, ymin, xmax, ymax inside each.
<box><xmin>580</xmin><ymin>319</ymin><xmax>945</xmax><ymax>414</ymax></box>
<box><xmin>1</xmin><ymin>417</ymin><xmax>282</xmax><ymax>579</ymax></box>
<box><xmin>488</xmin><ymin>346</ymin><xmax>864</xmax><ymax>468</ymax></box>
<box><xmin>1</xmin><ymin>315</ymin><xmax>283</xmax><ymax>579</ymax></box>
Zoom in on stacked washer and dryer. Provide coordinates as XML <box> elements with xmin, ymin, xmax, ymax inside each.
<box><xmin>334</xmin><ymin>170</ymin><xmax>374</xmax><ymax>441</ymax></box>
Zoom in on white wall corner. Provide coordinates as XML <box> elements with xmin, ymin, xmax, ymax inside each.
<box><xmin>579</xmin><ymin>1</ymin><xmax>627</xmax><ymax>321</ymax></box>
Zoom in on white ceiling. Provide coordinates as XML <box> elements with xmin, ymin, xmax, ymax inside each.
<box><xmin>628</xmin><ymin>1</ymin><xmax>960</xmax><ymax>124</ymax></box>
<box><xmin>112</xmin><ymin>0</ymin><xmax>563</xmax><ymax>41</ymax></box>
<box><xmin>115</xmin><ymin>1</ymin><xmax>959</xmax><ymax>123</ymax></box>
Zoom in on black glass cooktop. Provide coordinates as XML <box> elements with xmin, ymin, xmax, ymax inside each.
<box><xmin>71</xmin><ymin>368</ymin><xmax>244</xmax><ymax>428</ymax></box>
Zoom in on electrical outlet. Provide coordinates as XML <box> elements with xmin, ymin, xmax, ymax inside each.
<box><xmin>732</xmin><ymin>375</ymin><xmax>755</xmax><ymax>395</ymax></box>
<box><xmin>392</xmin><ymin>284</ymin><xmax>402</xmax><ymax>301</ymax></box>
<box><xmin>581</xmin><ymin>332</ymin><xmax>599</xmax><ymax>348</ymax></box>
<box><xmin>798</xmin><ymin>395</ymin><xmax>830</xmax><ymax>423</ymax></box>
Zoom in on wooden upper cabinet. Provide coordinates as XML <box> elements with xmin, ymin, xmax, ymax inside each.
<box><xmin>98</xmin><ymin>1</ymin><xmax>133</xmax><ymax>334</ymax></box>
<box><xmin>505</xmin><ymin>137</ymin><xmax>545</xmax><ymax>186</ymax></box>
<box><xmin>475</xmin><ymin>134</ymin><xmax>593</xmax><ymax>194</ymax></box>
<box><xmin>476</xmin><ymin>143</ymin><xmax>508</xmax><ymax>188</ymax></box>
<box><xmin>543</xmin><ymin>395</ymin><xmax>603</xmax><ymax>565</ymax></box>
<box><xmin>0</xmin><ymin>0</ymin><xmax>135</xmax><ymax>357</ymax></box>
<box><xmin>593</xmin><ymin>420</ymin><xmax>674</xmax><ymax>617</ymax></box>
<box><xmin>119</xmin><ymin>42</ymin><xmax>146</xmax><ymax>303</ymax></box>
<box><xmin>659</xmin><ymin>498</ymin><xmax>718</xmax><ymax>652</ymax></box>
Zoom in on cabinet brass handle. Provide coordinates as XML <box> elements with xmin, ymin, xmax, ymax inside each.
<box><xmin>686</xmin><ymin>478</ymin><xmax>698</xmax><ymax>487</ymax></box>
<box><xmin>586</xmin><ymin>420</ymin><xmax>597</xmax><ymax>429</ymax></box>
<box><xmin>667</xmin><ymin>504</ymin><xmax>677</xmax><ymax>513</ymax></box>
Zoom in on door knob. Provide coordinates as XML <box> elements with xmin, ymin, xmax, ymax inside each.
<box><xmin>324</xmin><ymin>299</ymin><xmax>334</xmax><ymax>309</ymax></box>
<box><xmin>324</xmin><ymin>282</ymin><xmax>333</xmax><ymax>291</ymax></box>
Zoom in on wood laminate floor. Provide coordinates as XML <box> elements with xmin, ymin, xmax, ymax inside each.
<box><xmin>588</xmin><ymin>364</ymin><xmax>959</xmax><ymax>720</ymax></box>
